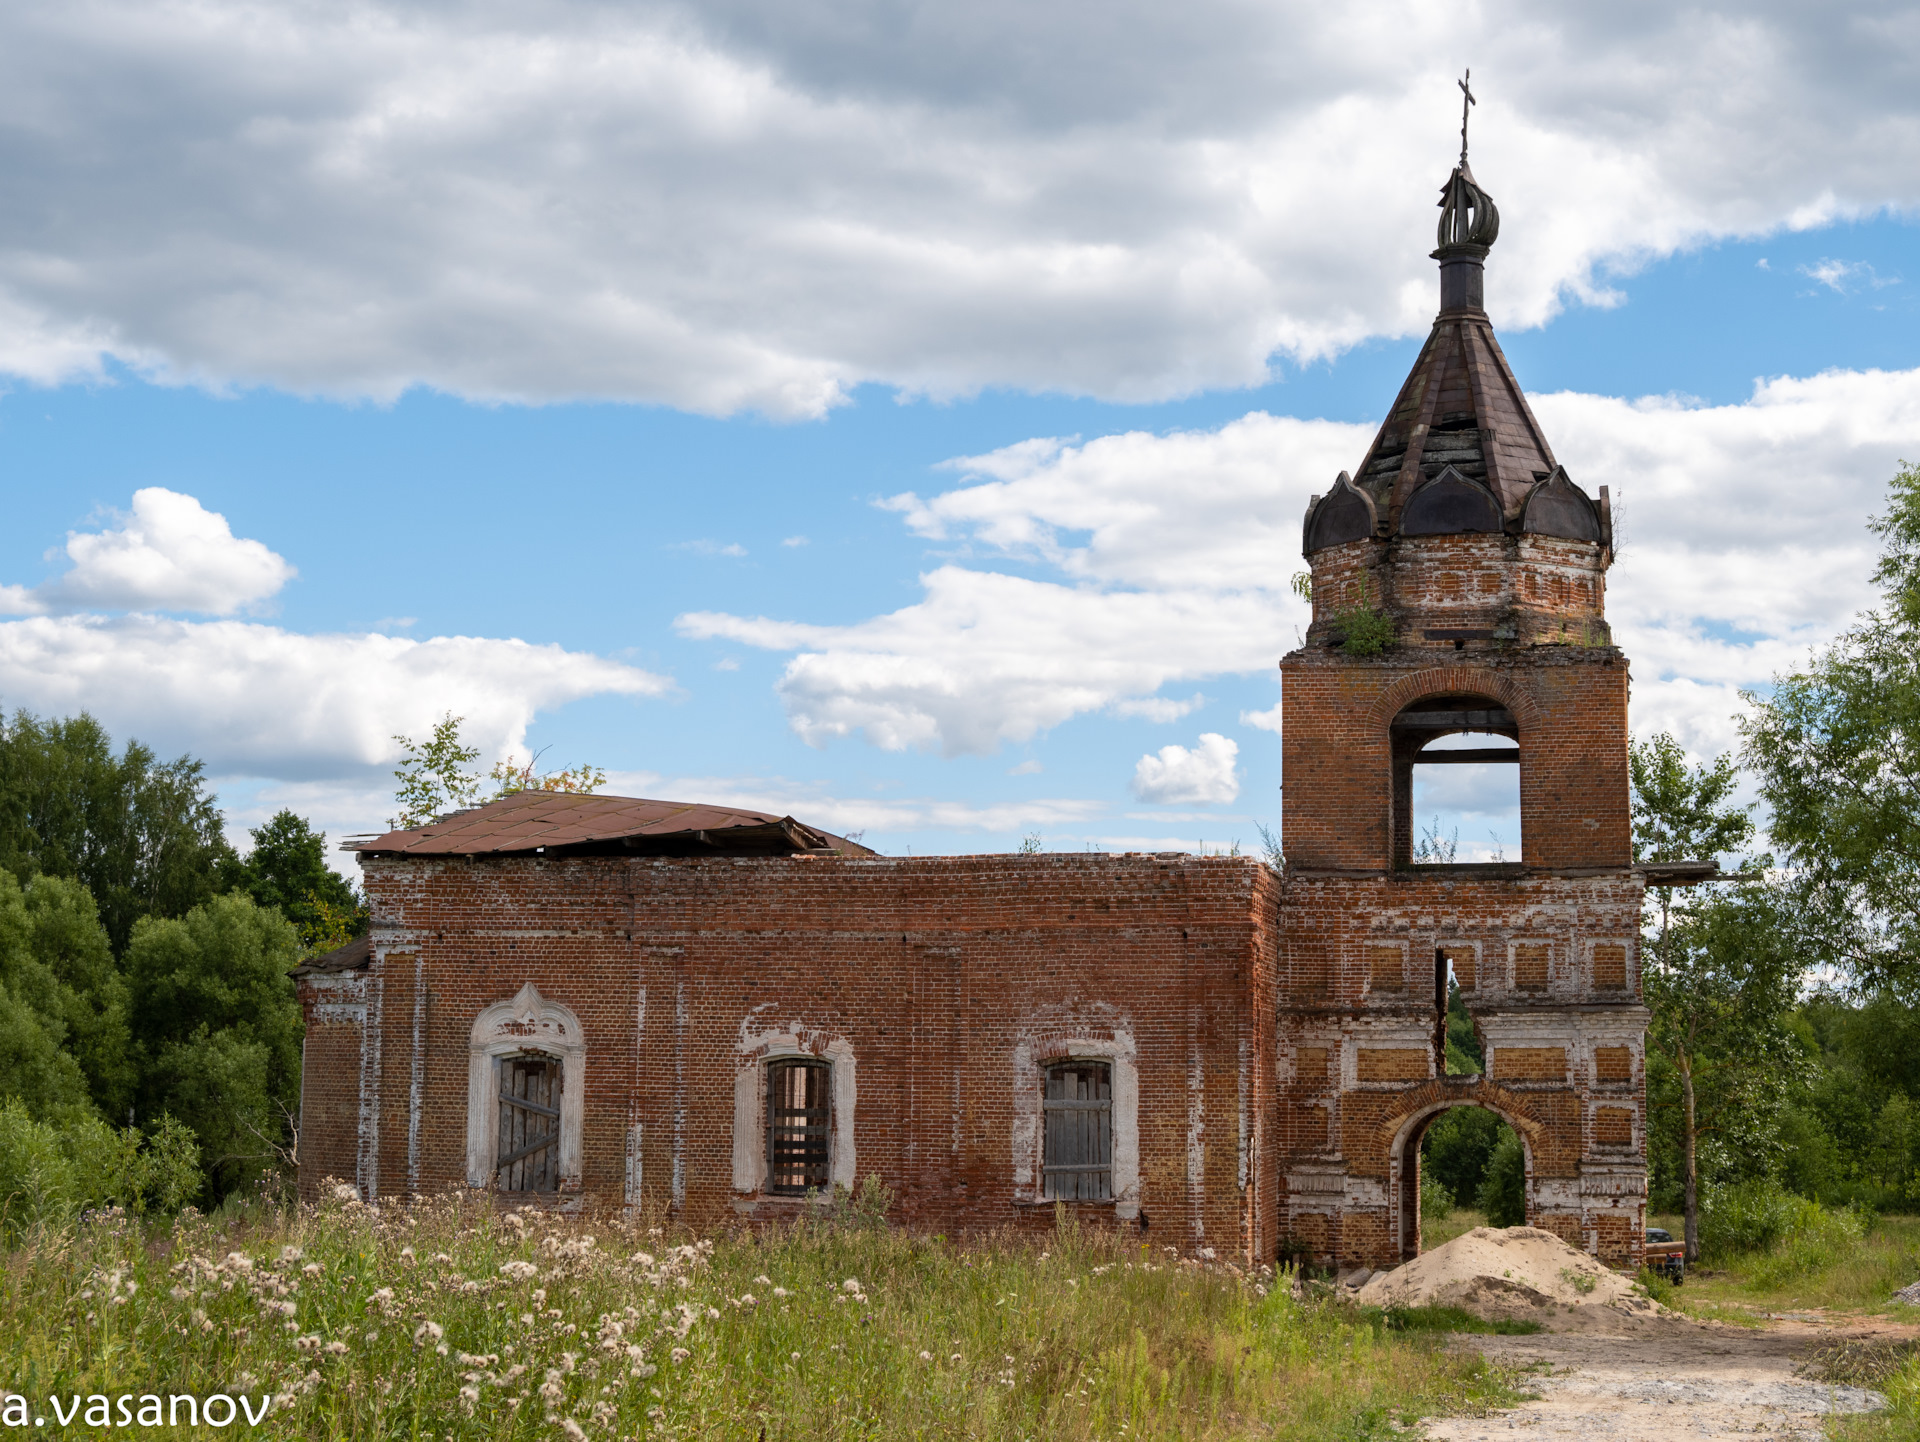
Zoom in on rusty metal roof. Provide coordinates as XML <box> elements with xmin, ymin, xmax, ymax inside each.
<box><xmin>292</xmin><ymin>934</ymin><xmax>372</xmax><ymax>977</ymax></box>
<box><xmin>348</xmin><ymin>791</ymin><xmax>871</xmax><ymax>859</ymax></box>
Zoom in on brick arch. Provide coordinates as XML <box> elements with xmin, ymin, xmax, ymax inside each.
<box><xmin>1367</xmin><ymin>666</ymin><xmax>1544</xmax><ymax>735</ymax></box>
<box><xmin>1379</xmin><ymin>1078</ymin><xmax>1558</xmax><ymax>1260</ymax></box>
<box><xmin>1376</xmin><ymin>1077</ymin><xmax>1547</xmax><ymax>1161</ymax></box>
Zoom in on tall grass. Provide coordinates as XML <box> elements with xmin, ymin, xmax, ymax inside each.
<box><xmin>0</xmin><ymin>1184</ymin><xmax>1524</xmax><ymax>1439</ymax></box>
<box><xmin>1650</xmin><ymin>1206</ymin><xmax>1920</xmax><ymax>1315</ymax></box>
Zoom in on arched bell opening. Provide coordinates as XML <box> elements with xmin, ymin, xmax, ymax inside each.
<box><xmin>1390</xmin><ymin>694</ymin><xmax>1520</xmax><ymax>869</ymax></box>
<box><xmin>1390</xmin><ymin>1100</ymin><xmax>1531</xmax><ymax>1262</ymax></box>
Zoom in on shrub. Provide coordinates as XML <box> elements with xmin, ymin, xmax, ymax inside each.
<box><xmin>1699</xmin><ymin>1178</ymin><xmax>1868</xmax><ymax>1283</ymax></box>
<box><xmin>1699</xmin><ymin>1179</ymin><xmax>1811</xmax><ymax>1257</ymax></box>
<box><xmin>1331</xmin><ymin>575</ymin><xmax>1397</xmax><ymax>657</ymax></box>
<box><xmin>0</xmin><ymin>1099</ymin><xmax>199</xmax><ymax>1235</ymax></box>
<box><xmin>1477</xmin><ymin>1129</ymin><xmax>1527</xmax><ymax>1227</ymax></box>
<box><xmin>1420</xmin><ymin>1170</ymin><xmax>1454</xmax><ymax>1222</ymax></box>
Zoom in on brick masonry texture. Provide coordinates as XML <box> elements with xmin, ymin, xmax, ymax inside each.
<box><xmin>297</xmin><ymin>258</ymin><xmax>1649</xmax><ymax>1271</ymax></box>
<box><xmin>302</xmin><ymin>853</ymin><xmax>1285</xmax><ymax>1263</ymax></box>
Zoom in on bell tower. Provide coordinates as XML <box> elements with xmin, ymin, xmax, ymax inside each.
<box><xmin>1274</xmin><ymin>117</ymin><xmax>1650</xmax><ymax>1270</ymax></box>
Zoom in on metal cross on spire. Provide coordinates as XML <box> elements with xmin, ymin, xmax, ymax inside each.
<box><xmin>1458</xmin><ymin>69</ymin><xmax>1476</xmax><ymax>166</ymax></box>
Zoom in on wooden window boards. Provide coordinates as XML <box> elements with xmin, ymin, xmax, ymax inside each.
<box><xmin>1043</xmin><ymin>1061</ymin><xmax>1113</xmax><ymax>1201</ymax></box>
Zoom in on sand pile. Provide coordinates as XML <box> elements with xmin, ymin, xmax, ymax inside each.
<box><xmin>1354</xmin><ymin>1227</ymin><xmax>1661</xmax><ymax>1325</ymax></box>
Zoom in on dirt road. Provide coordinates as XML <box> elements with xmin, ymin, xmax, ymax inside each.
<box><xmin>1426</xmin><ymin>1315</ymin><xmax>1907</xmax><ymax>1440</ymax></box>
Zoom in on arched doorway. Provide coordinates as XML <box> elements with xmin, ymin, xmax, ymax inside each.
<box><xmin>1389</xmin><ymin>1100</ymin><xmax>1530</xmax><ymax>1261</ymax></box>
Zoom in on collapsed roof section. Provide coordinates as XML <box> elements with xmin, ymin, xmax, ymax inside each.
<box><xmin>349</xmin><ymin>791</ymin><xmax>872</xmax><ymax>861</ymax></box>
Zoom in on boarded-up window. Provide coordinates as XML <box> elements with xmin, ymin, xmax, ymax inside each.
<box><xmin>1043</xmin><ymin>1061</ymin><xmax>1113</xmax><ymax>1201</ymax></box>
<box><xmin>1594</xmin><ymin>1108</ymin><xmax>1634</xmax><ymax>1146</ymax></box>
<box><xmin>497</xmin><ymin>1054</ymin><xmax>561</xmax><ymax>1193</ymax></box>
<box><xmin>1513</xmin><ymin>943</ymin><xmax>1550</xmax><ymax>991</ymax></box>
<box><xmin>1369</xmin><ymin>945</ymin><xmax>1405</xmax><ymax>993</ymax></box>
<box><xmin>1443</xmin><ymin>944</ymin><xmax>1477</xmax><ymax>991</ymax></box>
<box><xmin>1591</xmin><ymin>944</ymin><xmax>1628</xmax><ymax>990</ymax></box>
<box><xmin>1295</xmin><ymin>1046</ymin><xmax>1330</xmax><ymax>1082</ymax></box>
<box><xmin>1356</xmin><ymin>1049</ymin><xmax>1428</xmax><ymax>1081</ymax></box>
<box><xmin>1492</xmin><ymin>1046</ymin><xmax>1566</xmax><ymax>1082</ymax></box>
<box><xmin>768</xmin><ymin>1059</ymin><xmax>832</xmax><ymax>1195</ymax></box>
<box><xmin>1594</xmin><ymin>1047</ymin><xmax>1633</xmax><ymax>1083</ymax></box>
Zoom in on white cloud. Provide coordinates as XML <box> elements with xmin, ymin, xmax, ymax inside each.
<box><xmin>685</xmin><ymin>366</ymin><xmax>1919</xmax><ymax>764</ymax></box>
<box><xmin>680</xmin><ymin>566</ymin><xmax>1287</xmax><ymax>755</ymax></box>
<box><xmin>1240</xmin><ymin>702</ymin><xmax>1284</xmax><ymax>734</ymax></box>
<box><xmin>1008</xmin><ymin>758</ymin><xmax>1042</xmax><ymax>775</ymax></box>
<box><xmin>781</xmin><ymin>536</ymin><xmax>810</xmax><ymax>548</ymax></box>
<box><xmin>600</xmin><ymin>770</ymin><xmax>1103</xmax><ymax>839</ymax></box>
<box><xmin>1130</xmin><ymin>733</ymin><xmax>1239</xmax><ymax>805</ymax></box>
<box><xmin>1</xmin><ymin>4</ymin><xmax>1918</xmax><ymax>410</ymax></box>
<box><xmin>1113</xmin><ymin>692</ymin><xmax>1203</xmax><ymax>722</ymax></box>
<box><xmin>673</xmin><ymin>540</ymin><xmax>748</xmax><ymax>557</ymax></box>
<box><xmin>0</xmin><ymin>614</ymin><xmax>671</xmax><ymax>780</ymax></box>
<box><xmin>0</xmin><ymin>488</ymin><xmax>294</xmax><ymax>615</ymax></box>
<box><xmin>1799</xmin><ymin>259</ymin><xmax>1898</xmax><ymax>294</ymax></box>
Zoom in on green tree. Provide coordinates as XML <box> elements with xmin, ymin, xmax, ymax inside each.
<box><xmin>1742</xmin><ymin>463</ymin><xmax>1920</xmax><ymax>987</ymax></box>
<box><xmin>0</xmin><ymin>870</ymin><xmax>114</xmax><ymax>1123</ymax></box>
<box><xmin>1476</xmin><ymin>1129</ymin><xmax>1527</xmax><ymax>1227</ymax></box>
<box><xmin>16</xmin><ymin>873</ymin><xmax>132</xmax><ymax>1118</ymax></box>
<box><xmin>1630</xmin><ymin>732</ymin><xmax>1786</xmax><ymax>1260</ymax></box>
<box><xmin>1422</xmin><ymin>1106</ymin><xmax>1504</xmax><ymax>1213</ymax></box>
<box><xmin>1643</xmin><ymin>883</ymin><xmax>1803</xmax><ymax>1260</ymax></box>
<box><xmin>123</xmin><ymin>894</ymin><xmax>303</xmax><ymax>1201</ymax></box>
<box><xmin>231</xmin><ymin>809</ymin><xmax>365</xmax><ymax>952</ymax></box>
<box><xmin>392</xmin><ymin>715</ymin><xmax>606</xmax><ymax>830</ymax></box>
<box><xmin>0</xmin><ymin>709</ymin><xmax>236</xmax><ymax>952</ymax></box>
<box><xmin>391</xmin><ymin>713</ymin><xmax>481</xmax><ymax>829</ymax></box>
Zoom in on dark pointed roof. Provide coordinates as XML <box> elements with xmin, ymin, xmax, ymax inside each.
<box><xmin>1351</xmin><ymin>308</ymin><xmax>1558</xmax><ymax>528</ymax></box>
<box><xmin>1345</xmin><ymin>159</ymin><xmax>1557</xmax><ymax>529</ymax></box>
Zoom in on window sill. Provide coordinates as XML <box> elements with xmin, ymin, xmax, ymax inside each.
<box><xmin>730</xmin><ymin>1193</ymin><xmax>835</xmax><ymax>1213</ymax></box>
<box><xmin>1009</xmin><ymin>1198</ymin><xmax>1118</xmax><ymax>1209</ymax></box>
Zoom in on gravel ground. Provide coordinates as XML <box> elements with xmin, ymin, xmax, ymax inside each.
<box><xmin>1426</xmin><ymin>1316</ymin><xmax>1901</xmax><ymax>1441</ymax></box>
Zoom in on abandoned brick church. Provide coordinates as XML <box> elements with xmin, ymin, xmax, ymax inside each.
<box><xmin>297</xmin><ymin>152</ymin><xmax>1702</xmax><ymax>1271</ymax></box>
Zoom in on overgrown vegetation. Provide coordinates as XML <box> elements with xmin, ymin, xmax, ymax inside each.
<box><xmin>1332</xmin><ymin>575</ymin><xmax>1396</xmax><ymax>657</ymax></box>
<box><xmin>0</xmin><ymin>707</ymin><xmax>368</xmax><ymax>1211</ymax></box>
<box><xmin>1646</xmin><ymin>1207</ymin><xmax>1920</xmax><ymax>1318</ymax></box>
<box><xmin>0</xmin><ymin>1194</ymin><xmax>1527</xmax><ymax>1440</ymax></box>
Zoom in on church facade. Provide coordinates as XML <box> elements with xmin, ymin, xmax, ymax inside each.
<box><xmin>297</xmin><ymin>155</ymin><xmax>1687</xmax><ymax>1270</ymax></box>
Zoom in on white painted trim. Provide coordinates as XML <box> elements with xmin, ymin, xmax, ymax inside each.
<box><xmin>732</xmin><ymin>1015</ymin><xmax>858</xmax><ymax>1197</ymax></box>
<box><xmin>1010</xmin><ymin>1005</ymin><xmax>1141</xmax><ymax>1220</ymax></box>
<box><xmin>466</xmin><ymin>983</ymin><xmax>587</xmax><ymax>1191</ymax></box>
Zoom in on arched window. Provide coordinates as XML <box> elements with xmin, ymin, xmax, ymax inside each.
<box><xmin>466</xmin><ymin>983</ymin><xmax>585</xmax><ymax>1193</ymax></box>
<box><xmin>767</xmin><ymin>1058</ymin><xmax>832</xmax><ymax>1195</ymax></box>
<box><xmin>1391</xmin><ymin>696</ymin><xmax>1520</xmax><ymax>867</ymax></box>
<box><xmin>1043</xmin><ymin>1060</ymin><xmax>1113</xmax><ymax>1200</ymax></box>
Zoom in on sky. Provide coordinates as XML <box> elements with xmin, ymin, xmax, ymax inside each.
<box><xmin>1</xmin><ymin>0</ymin><xmax>1918</xmax><ymax>871</ymax></box>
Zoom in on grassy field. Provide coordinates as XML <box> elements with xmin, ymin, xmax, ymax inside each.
<box><xmin>1421</xmin><ymin>1207</ymin><xmax>1488</xmax><ymax>1252</ymax></box>
<box><xmin>1646</xmin><ymin>1211</ymin><xmax>1920</xmax><ymax>1318</ymax></box>
<box><xmin>0</xmin><ymin>1185</ymin><xmax>1529</xmax><ymax>1440</ymax></box>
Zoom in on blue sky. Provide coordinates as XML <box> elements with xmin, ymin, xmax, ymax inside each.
<box><xmin>1</xmin><ymin>4</ymin><xmax>1917</xmax><ymax>868</ymax></box>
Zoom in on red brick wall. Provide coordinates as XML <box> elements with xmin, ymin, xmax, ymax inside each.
<box><xmin>1278</xmin><ymin>652</ymin><xmax>1630</xmax><ymax>872</ymax></box>
<box><xmin>316</xmin><ymin>852</ymin><xmax>1280</xmax><ymax>1263</ymax></box>
<box><xmin>295</xmin><ymin>971</ymin><xmax>368</xmax><ymax>1193</ymax></box>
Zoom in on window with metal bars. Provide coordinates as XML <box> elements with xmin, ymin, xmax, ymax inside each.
<box><xmin>767</xmin><ymin>1058</ymin><xmax>831</xmax><ymax>1195</ymax></box>
<box><xmin>1043</xmin><ymin>1060</ymin><xmax>1113</xmax><ymax>1200</ymax></box>
<box><xmin>497</xmin><ymin>1053</ymin><xmax>561</xmax><ymax>1193</ymax></box>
